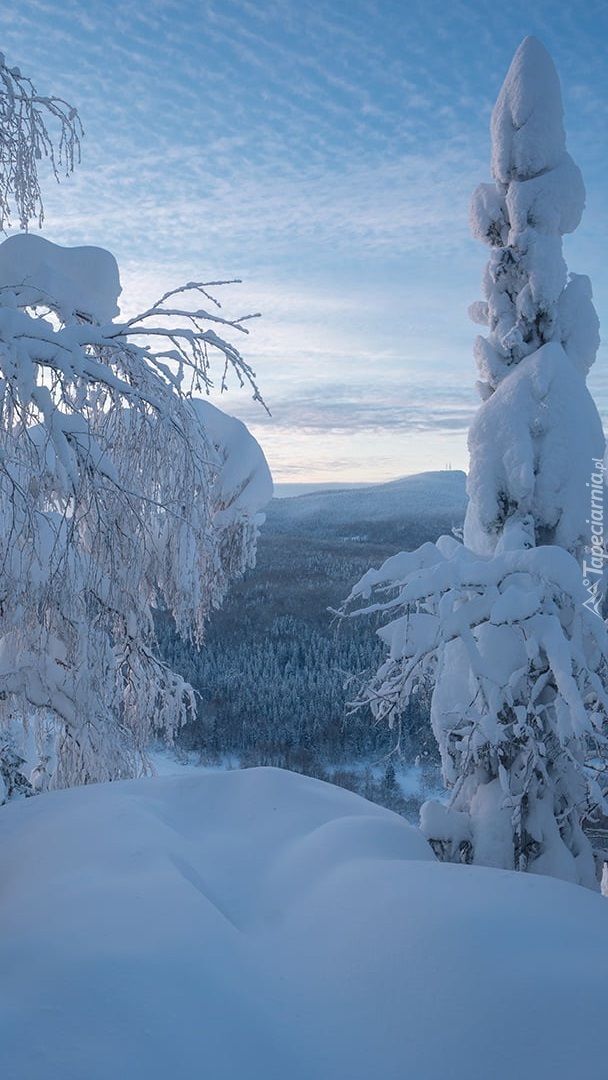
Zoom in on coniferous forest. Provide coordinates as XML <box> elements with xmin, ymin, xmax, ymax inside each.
<box><xmin>157</xmin><ymin>473</ymin><xmax>467</xmax><ymax>815</ymax></box>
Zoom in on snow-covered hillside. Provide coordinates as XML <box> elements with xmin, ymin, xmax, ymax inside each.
<box><xmin>265</xmin><ymin>470</ymin><xmax>467</xmax><ymax>544</ymax></box>
<box><xmin>1</xmin><ymin>768</ymin><xmax>607</xmax><ymax>1080</ymax></box>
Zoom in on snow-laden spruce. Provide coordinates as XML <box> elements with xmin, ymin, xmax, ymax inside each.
<box><xmin>0</xmin><ymin>232</ymin><xmax>271</xmax><ymax>789</ymax></box>
<box><xmin>343</xmin><ymin>37</ymin><xmax>608</xmax><ymax>888</ymax></box>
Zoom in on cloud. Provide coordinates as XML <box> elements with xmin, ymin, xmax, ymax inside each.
<box><xmin>208</xmin><ymin>375</ymin><xmax>477</xmax><ymax>437</ymax></box>
<box><xmin>2</xmin><ymin>0</ymin><xmax>606</xmax><ymax>483</ymax></box>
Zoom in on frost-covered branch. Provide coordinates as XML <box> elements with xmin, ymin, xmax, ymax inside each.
<box><xmin>0</xmin><ymin>54</ymin><xmax>83</xmax><ymax>230</ymax></box>
<box><xmin>119</xmin><ymin>278</ymin><xmax>264</xmax><ymax>400</ymax></box>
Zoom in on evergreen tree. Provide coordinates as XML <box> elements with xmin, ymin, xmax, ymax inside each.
<box><xmin>343</xmin><ymin>38</ymin><xmax>608</xmax><ymax>888</ymax></box>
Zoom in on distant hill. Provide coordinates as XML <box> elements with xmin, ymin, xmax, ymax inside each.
<box><xmin>265</xmin><ymin>470</ymin><xmax>467</xmax><ymax>547</ymax></box>
<box><xmin>272</xmin><ymin>481</ymin><xmax>370</xmax><ymax>498</ymax></box>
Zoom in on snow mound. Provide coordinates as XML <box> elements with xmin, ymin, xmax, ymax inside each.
<box><xmin>1</xmin><ymin>767</ymin><xmax>607</xmax><ymax>1079</ymax></box>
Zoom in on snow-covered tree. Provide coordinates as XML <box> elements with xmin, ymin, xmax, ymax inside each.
<box><xmin>343</xmin><ymin>37</ymin><xmax>608</xmax><ymax>888</ymax></box>
<box><xmin>0</xmin><ymin>232</ymin><xmax>272</xmax><ymax>789</ymax></box>
<box><xmin>0</xmin><ymin>54</ymin><xmax>272</xmax><ymax>792</ymax></box>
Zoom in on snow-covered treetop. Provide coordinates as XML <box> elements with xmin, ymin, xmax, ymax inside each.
<box><xmin>466</xmin><ymin>35</ymin><xmax>603</xmax><ymax>557</ymax></box>
<box><xmin>469</xmin><ymin>35</ymin><xmax>591</xmax><ymax>383</ymax></box>
<box><xmin>491</xmin><ymin>36</ymin><xmax>567</xmax><ymax>183</ymax></box>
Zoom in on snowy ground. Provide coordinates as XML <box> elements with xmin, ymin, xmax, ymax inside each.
<box><xmin>1</xmin><ymin>767</ymin><xmax>607</xmax><ymax>1080</ymax></box>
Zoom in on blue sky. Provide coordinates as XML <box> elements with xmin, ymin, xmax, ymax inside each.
<box><xmin>2</xmin><ymin>0</ymin><xmax>607</xmax><ymax>482</ymax></box>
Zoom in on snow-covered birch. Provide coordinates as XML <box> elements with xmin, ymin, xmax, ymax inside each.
<box><xmin>0</xmin><ymin>54</ymin><xmax>273</xmax><ymax>793</ymax></box>
<box><xmin>0</xmin><ymin>236</ymin><xmax>271</xmax><ymax>790</ymax></box>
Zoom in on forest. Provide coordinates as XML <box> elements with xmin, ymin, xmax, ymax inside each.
<box><xmin>157</xmin><ymin>473</ymin><xmax>466</xmax><ymax>814</ymax></box>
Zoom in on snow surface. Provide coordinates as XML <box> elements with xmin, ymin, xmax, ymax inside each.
<box><xmin>1</xmin><ymin>767</ymin><xmax>607</xmax><ymax>1080</ymax></box>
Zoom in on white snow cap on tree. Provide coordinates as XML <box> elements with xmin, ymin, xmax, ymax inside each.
<box><xmin>192</xmin><ymin>398</ymin><xmax>272</xmax><ymax>521</ymax></box>
<box><xmin>491</xmin><ymin>35</ymin><xmax>567</xmax><ymax>181</ymax></box>
<box><xmin>464</xmin><ymin>342</ymin><xmax>605</xmax><ymax>558</ymax></box>
<box><xmin>0</xmin><ymin>233</ymin><xmax>121</xmax><ymax>323</ymax></box>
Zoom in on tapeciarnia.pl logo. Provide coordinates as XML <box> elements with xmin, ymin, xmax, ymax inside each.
<box><xmin>582</xmin><ymin>458</ymin><xmax>606</xmax><ymax>618</ymax></box>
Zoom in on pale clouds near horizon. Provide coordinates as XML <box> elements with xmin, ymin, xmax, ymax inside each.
<box><xmin>1</xmin><ymin>0</ymin><xmax>607</xmax><ymax>480</ymax></box>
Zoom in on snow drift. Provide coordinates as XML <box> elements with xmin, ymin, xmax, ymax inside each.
<box><xmin>1</xmin><ymin>768</ymin><xmax>607</xmax><ymax>1080</ymax></box>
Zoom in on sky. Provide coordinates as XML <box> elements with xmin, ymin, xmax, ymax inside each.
<box><xmin>1</xmin><ymin>0</ymin><xmax>607</xmax><ymax>483</ymax></box>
